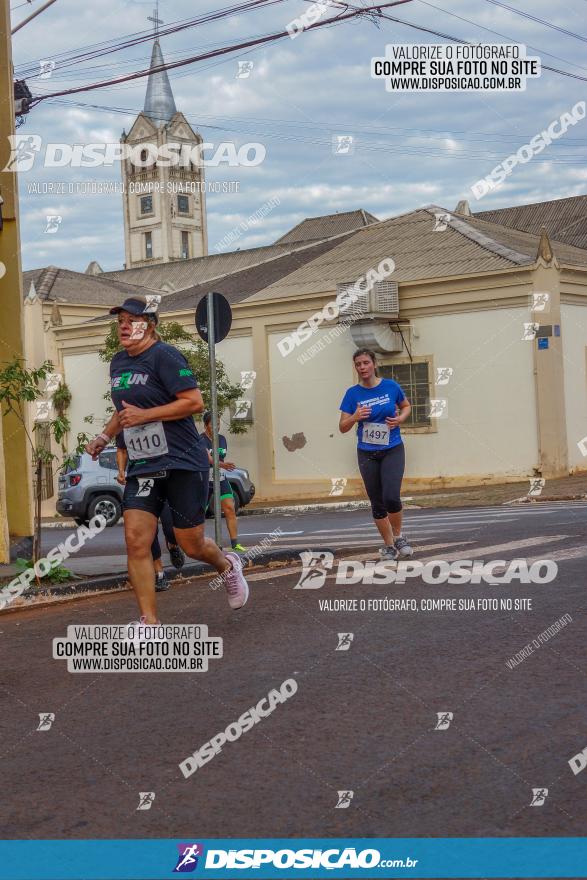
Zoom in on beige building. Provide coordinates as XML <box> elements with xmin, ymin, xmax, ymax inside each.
<box><xmin>120</xmin><ymin>39</ymin><xmax>207</xmax><ymax>268</ymax></box>
<box><xmin>23</xmin><ymin>196</ymin><xmax>587</xmax><ymax>510</ymax></box>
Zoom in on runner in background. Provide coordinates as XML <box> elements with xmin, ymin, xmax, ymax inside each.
<box><xmin>85</xmin><ymin>295</ymin><xmax>250</xmax><ymax>631</ymax></box>
<box><xmin>201</xmin><ymin>411</ymin><xmax>247</xmax><ymax>553</ymax></box>
<box><xmin>116</xmin><ymin>442</ymin><xmax>185</xmax><ymax>592</ymax></box>
<box><xmin>339</xmin><ymin>348</ymin><xmax>413</xmax><ymax>561</ymax></box>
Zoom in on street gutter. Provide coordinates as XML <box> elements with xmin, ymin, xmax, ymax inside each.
<box><xmin>0</xmin><ymin>547</ymin><xmax>317</xmax><ymax>614</ymax></box>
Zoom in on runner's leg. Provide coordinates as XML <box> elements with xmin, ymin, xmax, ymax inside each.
<box><xmin>380</xmin><ymin>443</ymin><xmax>405</xmax><ymax>536</ymax></box>
<box><xmin>159</xmin><ymin>499</ymin><xmax>185</xmax><ymax>570</ymax></box>
<box><xmin>174</xmin><ymin>522</ymin><xmax>230</xmax><ymax>571</ymax></box>
<box><xmin>222</xmin><ymin>498</ymin><xmax>238</xmax><ymax>543</ymax></box>
<box><xmin>357</xmin><ymin>449</ymin><xmax>394</xmax><ymax>546</ymax></box>
<box><xmin>165</xmin><ymin>471</ymin><xmax>229</xmax><ymax>572</ymax></box>
<box><xmin>159</xmin><ymin>500</ymin><xmax>176</xmax><ymax>548</ymax></box>
<box><xmin>151</xmin><ymin>530</ymin><xmax>161</xmax><ymax>562</ymax></box>
<box><xmin>124</xmin><ymin>508</ymin><xmax>159</xmax><ymax>623</ymax></box>
<box><xmin>166</xmin><ymin>470</ymin><xmax>249</xmax><ymax>608</ymax></box>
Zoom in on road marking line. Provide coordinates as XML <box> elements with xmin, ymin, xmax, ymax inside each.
<box><xmin>417</xmin><ymin>535</ymin><xmax>569</xmax><ymax>563</ymax></box>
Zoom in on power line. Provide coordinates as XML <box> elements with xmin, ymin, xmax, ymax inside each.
<box><xmin>29</xmin><ymin>0</ymin><xmax>414</xmax><ymax>105</ymax></box>
<box><xmin>414</xmin><ymin>0</ymin><xmax>587</xmax><ymax>74</ymax></box>
<box><xmin>44</xmin><ymin>98</ymin><xmax>587</xmax><ymax>163</ymax></box>
<box><xmin>48</xmin><ymin>98</ymin><xmax>587</xmax><ymax>145</ymax></box>
<box><xmin>481</xmin><ymin>0</ymin><xmax>587</xmax><ymax>45</ymax></box>
<box><xmin>16</xmin><ymin>0</ymin><xmax>285</xmax><ymax>78</ymax></box>
<box><xmin>369</xmin><ymin>6</ymin><xmax>587</xmax><ymax>82</ymax></box>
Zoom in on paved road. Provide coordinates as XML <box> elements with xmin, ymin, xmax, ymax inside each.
<box><xmin>41</xmin><ymin>500</ymin><xmax>587</xmax><ymax>578</ymax></box>
<box><xmin>1</xmin><ymin>502</ymin><xmax>585</xmax><ymax>842</ymax></box>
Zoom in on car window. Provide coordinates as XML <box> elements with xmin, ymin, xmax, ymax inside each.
<box><xmin>98</xmin><ymin>450</ymin><xmax>118</xmax><ymax>471</ymax></box>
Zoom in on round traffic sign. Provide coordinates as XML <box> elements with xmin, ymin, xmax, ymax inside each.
<box><xmin>195</xmin><ymin>292</ymin><xmax>232</xmax><ymax>343</ymax></box>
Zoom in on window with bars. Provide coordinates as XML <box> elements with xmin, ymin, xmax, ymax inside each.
<box><xmin>379</xmin><ymin>361</ymin><xmax>431</xmax><ymax>427</ymax></box>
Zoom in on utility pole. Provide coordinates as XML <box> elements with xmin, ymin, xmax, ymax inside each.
<box><xmin>0</xmin><ymin>0</ymin><xmax>34</xmax><ymax>562</ymax></box>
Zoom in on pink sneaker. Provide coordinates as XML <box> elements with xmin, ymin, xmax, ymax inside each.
<box><xmin>223</xmin><ymin>552</ymin><xmax>250</xmax><ymax>610</ymax></box>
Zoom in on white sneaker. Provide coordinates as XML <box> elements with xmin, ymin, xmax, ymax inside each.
<box><xmin>378</xmin><ymin>545</ymin><xmax>399</xmax><ymax>562</ymax></box>
<box><xmin>394</xmin><ymin>536</ymin><xmax>414</xmax><ymax>558</ymax></box>
<box><xmin>126</xmin><ymin>615</ymin><xmax>163</xmax><ymax>640</ymax></box>
<box><xmin>223</xmin><ymin>552</ymin><xmax>250</xmax><ymax>610</ymax></box>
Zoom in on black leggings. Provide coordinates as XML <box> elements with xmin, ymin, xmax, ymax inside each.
<box><xmin>150</xmin><ymin>501</ymin><xmax>176</xmax><ymax>561</ymax></box>
<box><xmin>357</xmin><ymin>443</ymin><xmax>405</xmax><ymax>520</ymax></box>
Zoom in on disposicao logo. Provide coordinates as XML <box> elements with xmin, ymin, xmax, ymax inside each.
<box><xmin>173</xmin><ymin>843</ymin><xmax>204</xmax><ymax>873</ymax></box>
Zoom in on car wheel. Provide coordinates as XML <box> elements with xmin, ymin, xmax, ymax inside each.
<box><xmin>88</xmin><ymin>494</ymin><xmax>122</xmax><ymax>527</ymax></box>
<box><xmin>229</xmin><ymin>487</ymin><xmax>241</xmax><ymax>515</ymax></box>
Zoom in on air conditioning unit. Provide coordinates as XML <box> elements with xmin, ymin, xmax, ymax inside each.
<box><xmin>336</xmin><ymin>280</ymin><xmax>399</xmax><ymax>320</ymax></box>
<box><xmin>350</xmin><ymin>322</ymin><xmax>404</xmax><ymax>353</ymax></box>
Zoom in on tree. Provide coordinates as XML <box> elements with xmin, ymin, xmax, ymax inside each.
<box><xmin>98</xmin><ymin>320</ymin><xmax>247</xmax><ymax>432</ymax></box>
<box><xmin>0</xmin><ymin>359</ymin><xmax>70</xmax><ymax>567</ymax></box>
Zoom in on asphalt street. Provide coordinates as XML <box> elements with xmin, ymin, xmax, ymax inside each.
<box><xmin>40</xmin><ymin>500</ymin><xmax>587</xmax><ymax>577</ymax></box>
<box><xmin>1</xmin><ymin>502</ymin><xmax>585</xmax><ymax>843</ymax></box>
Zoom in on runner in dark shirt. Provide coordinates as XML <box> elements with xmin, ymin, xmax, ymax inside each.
<box><xmin>85</xmin><ymin>296</ymin><xmax>250</xmax><ymax>632</ymax></box>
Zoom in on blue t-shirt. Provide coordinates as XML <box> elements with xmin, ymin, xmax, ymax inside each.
<box><xmin>111</xmin><ymin>340</ymin><xmax>209</xmax><ymax>475</ymax></box>
<box><xmin>340</xmin><ymin>378</ymin><xmax>406</xmax><ymax>451</ymax></box>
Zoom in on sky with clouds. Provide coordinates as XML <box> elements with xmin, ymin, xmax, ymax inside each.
<box><xmin>10</xmin><ymin>0</ymin><xmax>587</xmax><ymax>272</ymax></box>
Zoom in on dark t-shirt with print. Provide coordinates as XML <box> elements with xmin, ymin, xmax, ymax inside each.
<box><xmin>200</xmin><ymin>432</ymin><xmax>228</xmax><ymax>462</ymax></box>
<box><xmin>200</xmin><ymin>432</ymin><xmax>229</xmax><ymax>481</ymax></box>
<box><xmin>111</xmin><ymin>340</ymin><xmax>209</xmax><ymax>475</ymax></box>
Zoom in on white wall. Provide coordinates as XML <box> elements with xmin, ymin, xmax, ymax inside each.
<box><xmin>268</xmin><ymin>326</ymin><xmax>361</xmax><ymax>482</ymax></box>
<box><xmin>63</xmin><ymin>352</ymin><xmax>110</xmax><ymax>445</ymax></box>
<box><xmin>214</xmin><ymin>335</ymin><xmax>257</xmax><ymax>477</ymax></box>
<box><xmin>268</xmin><ymin>307</ymin><xmax>539</xmax><ymax>484</ymax></box>
<box><xmin>561</xmin><ymin>304</ymin><xmax>587</xmax><ymax>470</ymax></box>
<box><xmin>404</xmin><ymin>308</ymin><xmax>538</xmax><ymax>479</ymax></box>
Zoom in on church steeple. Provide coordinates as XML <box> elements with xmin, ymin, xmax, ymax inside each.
<box><xmin>143</xmin><ymin>39</ymin><xmax>177</xmax><ymax>125</ymax></box>
<box><xmin>119</xmin><ymin>3</ymin><xmax>208</xmax><ymax>269</ymax></box>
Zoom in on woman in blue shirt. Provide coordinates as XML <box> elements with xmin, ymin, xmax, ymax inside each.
<box><xmin>339</xmin><ymin>348</ymin><xmax>413</xmax><ymax>561</ymax></box>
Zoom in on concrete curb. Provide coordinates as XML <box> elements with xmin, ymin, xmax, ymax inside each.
<box><xmin>239</xmin><ymin>500</ymin><xmax>372</xmax><ymax>516</ymax></box>
<box><xmin>503</xmin><ymin>494</ymin><xmax>587</xmax><ymax>505</ymax></box>
<box><xmin>41</xmin><ymin>498</ymin><xmax>422</xmax><ymax>528</ymax></box>
<box><xmin>1</xmin><ymin>547</ymin><xmax>310</xmax><ymax>612</ymax></box>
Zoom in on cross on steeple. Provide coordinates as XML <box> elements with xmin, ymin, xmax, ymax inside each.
<box><xmin>147</xmin><ymin>1</ymin><xmax>163</xmax><ymax>37</ymax></box>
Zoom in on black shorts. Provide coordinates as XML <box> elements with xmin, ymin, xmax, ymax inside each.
<box><xmin>123</xmin><ymin>469</ymin><xmax>208</xmax><ymax>528</ymax></box>
<box><xmin>207</xmin><ymin>478</ymin><xmax>234</xmax><ymax>506</ymax></box>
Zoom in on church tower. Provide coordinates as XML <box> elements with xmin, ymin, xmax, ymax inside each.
<box><xmin>120</xmin><ymin>17</ymin><xmax>207</xmax><ymax>269</ymax></box>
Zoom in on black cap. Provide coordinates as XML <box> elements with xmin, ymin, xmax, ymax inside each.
<box><xmin>109</xmin><ymin>297</ymin><xmax>159</xmax><ymax>324</ymax></box>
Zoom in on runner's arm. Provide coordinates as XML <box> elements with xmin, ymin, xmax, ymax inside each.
<box><xmin>118</xmin><ymin>388</ymin><xmax>204</xmax><ymax>427</ymax></box>
<box><xmin>339</xmin><ymin>404</ymin><xmax>371</xmax><ymax>433</ymax></box>
<box><xmin>116</xmin><ymin>447</ymin><xmax>127</xmax><ymax>485</ymax></box>
<box><xmin>385</xmin><ymin>398</ymin><xmax>411</xmax><ymax>428</ymax></box>
<box><xmin>85</xmin><ymin>411</ymin><xmax>122</xmax><ymax>458</ymax></box>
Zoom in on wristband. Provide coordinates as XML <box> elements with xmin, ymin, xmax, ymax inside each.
<box><xmin>97</xmin><ymin>432</ymin><xmax>111</xmax><ymax>444</ymax></box>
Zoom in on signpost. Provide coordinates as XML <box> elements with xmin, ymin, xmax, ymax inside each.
<box><xmin>195</xmin><ymin>292</ymin><xmax>232</xmax><ymax>548</ymax></box>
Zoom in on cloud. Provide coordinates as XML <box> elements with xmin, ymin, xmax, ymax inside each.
<box><xmin>12</xmin><ymin>0</ymin><xmax>586</xmax><ymax>271</ymax></box>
